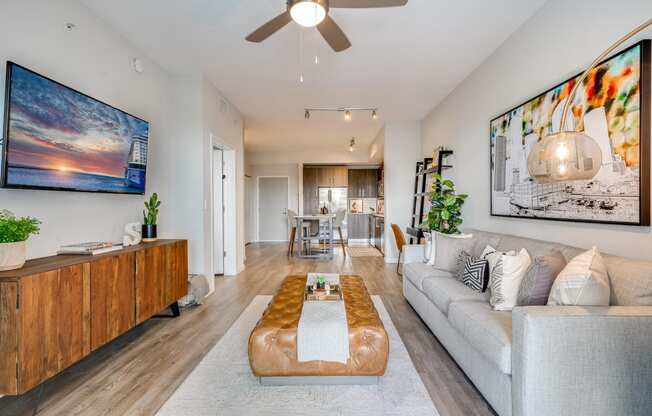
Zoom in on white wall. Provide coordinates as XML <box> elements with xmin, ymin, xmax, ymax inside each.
<box><xmin>0</xmin><ymin>0</ymin><xmax>175</xmax><ymax>259</ymax></box>
<box><xmin>383</xmin><ymin>122</ymin><xmax>422</xmax><ymax>262</ymax></box>
<box><xmin>245</xmin><ymin>163</ymin><xmax>300</xmax><ymax>242</ymax></box>
<box><xmin>421</xmin><ymin>0</ymin><xmax>652</xmax><ymax>260</ymax></box>
<box><xmin>0</xmin><ymin>1</ymin><xmax>246</xmax><ymax>285</ymax></box>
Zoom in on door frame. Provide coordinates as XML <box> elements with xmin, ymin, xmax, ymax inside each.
<box><xmin>256</xmin><ymin>175</ymin><xmax>291</xmax><ymax>242</ymax></box>
<box><xmin>209</xmin><ymin>136</ymin><xmax>237</xmax><ymax>279</ymax></box>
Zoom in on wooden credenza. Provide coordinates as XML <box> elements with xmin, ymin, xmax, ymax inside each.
<box><xmin>0</xmin><ymin>239</ymin><xmax>188</xmax><ymax>395</ymax></box>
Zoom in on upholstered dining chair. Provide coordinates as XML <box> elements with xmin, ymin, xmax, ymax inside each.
<box><xmin>334</xmin><ymin>209</ymin><xmax>347</xmax><ymax>257</ymax></box>
<box><xmin>391</xmin><ymin>224</ymin><xmax>406</xmax><ymax>275</ymax></box>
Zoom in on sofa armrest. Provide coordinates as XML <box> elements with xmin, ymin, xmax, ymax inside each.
<box><xmin>403</xmin><ymin>244</ymin><xmax>426</xmax><ymax>264</ymax></box>
<box><xmin>512</xmin><ymin>306</ymin><xmax>652</xmax><ymax>416</ymax></box>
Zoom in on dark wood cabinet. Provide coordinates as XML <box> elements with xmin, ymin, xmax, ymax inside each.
<box><xmin>347</xmin><ymin>214</ymin><xmax>371</xmax><ymax>240</ymax></box>
<box><xmin>0</xmin><ymin>240</ymin><xmax>187</xmax><ymax>395</ymax></box>
<box><xmin>348</xmin><ymin>169</ymin><xmax>378</xmax><ymax>198</ymax></box>
<box><xmin>303</xmin><ymin>167</ymin><xmax>319</xmax><ymax>215</ymax></box>
<box><xmin>317</xmin><ymin>166</ymin><xmax>348</xmax><ymax>187</ymax></box>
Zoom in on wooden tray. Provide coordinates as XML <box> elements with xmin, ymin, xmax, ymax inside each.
<box><xmin>304</xmin><ymin>284</ymin><xmax>343</xmax><ymax>301</ymax></box>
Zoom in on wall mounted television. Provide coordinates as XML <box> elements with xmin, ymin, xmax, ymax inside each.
<box><xmin>1</xmin><ymin>62</ymin><xmax>149</xmax><ymax>194</ymax></box>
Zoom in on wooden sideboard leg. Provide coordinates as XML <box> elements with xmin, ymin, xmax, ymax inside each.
<box><xmin>154</xmin><ymin>301</ymin><xmax>181</xmax><ymax>318</ymax></box>
<box><xmin>170</xmin><ymin>301</ymin><xmax>180</xmax><ymax>317</ymax></box>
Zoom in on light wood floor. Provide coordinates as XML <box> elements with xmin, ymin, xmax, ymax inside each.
<box><xmin>0</xmin><ymin>243</ymin><xmax>496</xmax><ymax>416</ymax></box>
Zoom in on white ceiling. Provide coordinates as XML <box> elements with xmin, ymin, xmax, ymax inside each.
<box><xmin>80</xmin><ymin>0</ymin><xmax>545</xmax><ymax>155</ymax></box>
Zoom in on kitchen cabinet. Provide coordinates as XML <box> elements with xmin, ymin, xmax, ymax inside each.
<box><xmin>347</xmin><ymin>214</ymin><xmax>371</xmax><ymax>240</ymax></box>
<box><xmin>372</xmin><ymin>216</ymin><xmax>385</xmax><ymax>254</ymax></box>
<box><xmin>303</xmin><ymin>167</ymin><xmax>319</xmax><ymax>215</ymax></box>
<box><xmin>348</xmin><ymin>169</ymin><xmax>378</xmax><ymax>198</ymax></box>
<box><xmin>318</xmin><ymin>166</ymin><xmax>348</xmax><ymax>187</ymax></box>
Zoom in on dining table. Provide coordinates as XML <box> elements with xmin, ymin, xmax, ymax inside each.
<box><xmin>294</xmin><ymin>214</ymin><xmax>336</xmax><ymax>259</ymax></box>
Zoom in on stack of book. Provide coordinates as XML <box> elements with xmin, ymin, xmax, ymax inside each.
<box><xmin>57</xmin><ymin>242</ymin><xmax>123</xmax><ymax>256</ymax></box>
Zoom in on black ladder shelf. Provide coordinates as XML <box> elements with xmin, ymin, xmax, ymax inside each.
<box><xmin>406</xmin><ymin>150</ymin><xmax>453</xmax><ymax>244</ymax></box>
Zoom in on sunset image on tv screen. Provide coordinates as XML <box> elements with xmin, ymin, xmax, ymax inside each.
<box><xmin>3</xmin><ymin>64</ymin><xmax>149</xmax><ymax>194</ymax></box>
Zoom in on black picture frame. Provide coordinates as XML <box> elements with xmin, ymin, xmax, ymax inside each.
<box><xmin>489</xmin><ymin>40</ymin><xmax>650</xmax><ymax>226</ymax></box>
<box><xmin>1</xmin><ymin>61</ymin><xmax>150</xmax><ymax>195</ymax></box>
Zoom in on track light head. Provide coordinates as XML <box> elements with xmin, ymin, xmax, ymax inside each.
<box><xmin>349</xmin><ymin>137</ymin><xmax>356</xmax><ymax>152</ymax></box>
<box><xmin>371</xmin><ymin>109</ymin><xmax>378</xmax><ymax>120</ymax></box>
<box><xmin>344</xmin><ymin>110</ymin><xmax>352</xmax><ymax>121</ymax></box>
<box><xmin>304</xmin><ymin>109</ymin><xmax>310</xmax><ymax>120</ymax></box>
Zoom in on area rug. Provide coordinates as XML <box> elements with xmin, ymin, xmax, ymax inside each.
<box><xmin>347</xmin><ymin>247</ymin><xmax>383</xmax><ymax>257</ymax></box>
<box><xmin>157</xmin><ymin>296</ymin><xmax>439</xmax><ymax>416</ymax></box>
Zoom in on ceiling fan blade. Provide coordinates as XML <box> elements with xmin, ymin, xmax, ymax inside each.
<box><xmin>329</xmin><ymin>0</ymin><xmax>408</xmax><ymax>8</ymax></box>
<box><xmin>245</xmin><ymin>12</ymin><xmax>292</xmax><ymax>42</ymax></box>
<box><xmin>317</xmin><ymin>16</ymin><xmax>351</xmax><ymax>52</ymax></box>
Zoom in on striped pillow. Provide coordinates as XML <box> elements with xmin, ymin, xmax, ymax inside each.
<box><xmin>462</xmin><ymin>255</ymin><xmax>490</xmax><ymax>292</ymax></box>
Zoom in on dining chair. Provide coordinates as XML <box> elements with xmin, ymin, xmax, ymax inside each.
<box><xmin>287</xmin><ymin>209</ymin><xmax>309</xmax><ymax>256</ymax></box>
<box><xmin>391</xmin><ymin>224</ymin><xmax>406</xmax><ymax>275</ymax></box>
<box><xmin>334</xmin><ymin>209</ymin><xmax>347</xmax><ymax>257</ymax></box>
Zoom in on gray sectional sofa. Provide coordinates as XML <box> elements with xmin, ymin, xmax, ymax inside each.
<box><xmin>402</xmin><ymin>229</ymin><xmax>652</xmax><ymax>416</ymax></box>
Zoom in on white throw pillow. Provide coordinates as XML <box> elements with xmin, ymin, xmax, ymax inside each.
<box><xmin>483</xmin><ymin>245</ymin><xmax>515</xmax><ymax>274</ymax></box>
<box><xmin>548</xmin><ymin>247</ymin><xmax>610</xmax><ymax>306</ymax></box>
<box><xmin>426</xmin><ymin>231</ymin><xmax>473</xmax><ymax>266</ymax></box>
<box><xmin>489</xmin><ymin>248</ymin><xmax>532</xmax><ymax>311</ymax></box>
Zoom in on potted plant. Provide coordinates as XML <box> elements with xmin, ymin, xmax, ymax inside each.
<box><xmin>424</xmin><ymin>173</ymin><xmax>468</xmax><ymax>235</ymax></box>
<box><xmin>142</xmin><ymin>193</ymin><xmax>161</xmax><ymax>242</ymax></box>
<box><xmin>0</xmin><ymin>210</ymin><xmax>41</xmax><ymax>271</ymax></box>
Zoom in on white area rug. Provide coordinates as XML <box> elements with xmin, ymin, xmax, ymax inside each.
<box><xmin>157</xmin><ymin>296</ymin><xmax>439</xmax><ymax>416</ymax></box>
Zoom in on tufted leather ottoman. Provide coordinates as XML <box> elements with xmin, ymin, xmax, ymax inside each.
<box><xmin>248</xmin><ymin>275</ymin><xmax>389</xmax><ymax>384</ymax></box>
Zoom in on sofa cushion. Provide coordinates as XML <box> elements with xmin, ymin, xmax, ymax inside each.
<box><xmin>448</xmin><ymin>302</ymin><xmax>512</xmax><ymax>375</ymax></box>
<box><xmin>604</xmin><ymin>256</ymin><xmax>652</xmax><ymax>306</ymax></box>
<box><xmin>404</xmin><ymin>263</ymin><xmax>454</xmax><ymax>291</ymax></box>
<box><xmin>422</xmin><ymin>277</ymin><xmax>490</xmax><ymax>316</ymax></box>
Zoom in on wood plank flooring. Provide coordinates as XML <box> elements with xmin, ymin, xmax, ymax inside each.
<box><xmin>0</xmin><ymin>243</ymin><xmax>496</xmax><ymax>416</ymax></box>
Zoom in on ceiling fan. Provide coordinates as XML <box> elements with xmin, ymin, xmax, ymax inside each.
<box><xmin>246</xmin><ymin>0</ymin><xmax>408</xmax><ymax>52</ymax></box>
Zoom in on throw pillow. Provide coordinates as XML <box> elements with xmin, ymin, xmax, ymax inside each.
<box><xmin>455</xmin><ymin>250</ymin><xmax>471</xmax><ymax>281</ymax></box>
<box><xmin>462</xmin><ymin>255</ymin><xmax>490</xmax><ymax>292</ymax></box>
<box><xmin>483</xmin><ymin>245</ymin><xmax>513</xmax><ymax>274</ymax></box>
<box><xmin>548</xmin><ymin>247</ymin><xmax>610</xmax><ymax>306</ymax></box>
<box><xmin>489</xmin><ymin>248</ymin><xmax>532</xmax><ymax>311</ymax></box>
<box><xmin>517</xmin><ymin>251</ymin><xmax>567</xmax><ymax>306</ymax></box>
<box><xmin>431</xmin><ymin>232</ymin><xmax>474</xmax><ymax>272</ymax></box>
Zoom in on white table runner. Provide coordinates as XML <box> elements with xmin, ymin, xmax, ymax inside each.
<box><xmin>297</xmin><ymin>273</ymin><xmax>350</xmax><ymax>364</ymax></box>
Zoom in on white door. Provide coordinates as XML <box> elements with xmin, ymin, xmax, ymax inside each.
<box><xmin>213</xmin><ymin>148</ymin><xmax>224</xmax><ymax>275</ymax></box>
<box><xmin>258</xmin><ymin>177</ymin><xmax>289</xmax><ymax>241</ymax></box>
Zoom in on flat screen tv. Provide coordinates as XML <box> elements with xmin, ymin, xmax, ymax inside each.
<box><xmin>1</xmin><ymin>62</ymin><xmax>149</xmax><ymax>194</ymax></box>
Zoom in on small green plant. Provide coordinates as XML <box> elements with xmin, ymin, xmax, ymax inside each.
<box><xmin>143</xmin><ymin>193</ymin><xmax>161</xmax><ymax>225</ymax></box>
<box><xmin>423</xmin><ymin>174</ymin><xmax>468</xmax><ymax>235</ymax></box>
<box><xmin>0</xmin><ymin>210</ymin><xmax>41</xmax><ymax>243</ymax></box>
<box><xmin>316</xmin><ymin>275</ymin><xmax>326</xmax><ymax>286</ymax></box>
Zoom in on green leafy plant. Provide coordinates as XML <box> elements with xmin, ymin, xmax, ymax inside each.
<box><xmin>423</xmin><ymin>174</ymin><xmax>468</xmax><ymax>235</ymax></box>
<box><xmin>143</xmin><ymin>193</ymin><xmax>161</xmax><ymax>225</ymax></box>
<box><xmin>0</xmin><ymin>210</ymin><xmax>41</xmax><ymax>243</ymax></box>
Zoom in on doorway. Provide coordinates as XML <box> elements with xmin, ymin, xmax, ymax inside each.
<box><xmin>258</xmin><ymin>177</ymin><xmax>289</xmax><ymax>241</ymax></box>
<box><xmin>213</xmin><ymin>148</ymin><xmax>224</xmax><ymax>275</ymax></box>
<box><xmin>211</xmin><ymin>140</ymin><xmax>236</xmax><ymax>277</ymax></box>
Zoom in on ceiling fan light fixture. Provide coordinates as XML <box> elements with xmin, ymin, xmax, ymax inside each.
<box><xmin>289</xmin><ymin>0</ymin><xmax>327</xmax><ymax>28</ymax></box>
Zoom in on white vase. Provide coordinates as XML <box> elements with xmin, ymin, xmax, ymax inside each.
<box><xmin>0</xmin><ymin>241</ymin><xmax>27</xmax><ymax>271</ymax></box>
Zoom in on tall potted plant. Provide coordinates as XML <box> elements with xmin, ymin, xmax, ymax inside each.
<box><xmin>424</xmin><ymin>173</ymin><xmax>468</xmax><ymax>235</ymax></box>
<box><xmin>142</xmin><ymin>193</ymin><xmax>161</xmax><ymax>242</ymax></box>
<box><xmin>0</xmin><ymin>210</ymin><xmax>41</xmax><ymax>271</ymax></box>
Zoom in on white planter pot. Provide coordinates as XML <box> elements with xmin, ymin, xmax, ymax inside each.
<box><xmin>0</xmin><ymin>241</ymin><xmax>27</xmax><ymax>271</ymax></box>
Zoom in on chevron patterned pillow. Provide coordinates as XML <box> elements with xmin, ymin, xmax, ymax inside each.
<box><xmin>462</xmin><ymin>254</ymin><xmax>490</xmax><ymax>292</ymax></box>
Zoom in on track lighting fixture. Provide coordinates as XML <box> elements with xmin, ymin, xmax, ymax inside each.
<box><xmin>303</xmin><ymin>107</ymin><xmax>379</xmax><ymax>121</ymax></box>
<box><xmin>349</xmin><ymin>138</ymin><xmax>356</xmax><ymax>152</ymax></box>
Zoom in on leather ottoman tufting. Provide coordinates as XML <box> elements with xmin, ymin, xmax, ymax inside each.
<box><xmin>248</xmin><ymin>275</ymin><xmax>389</xmax><ymax>384</ymax></box>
